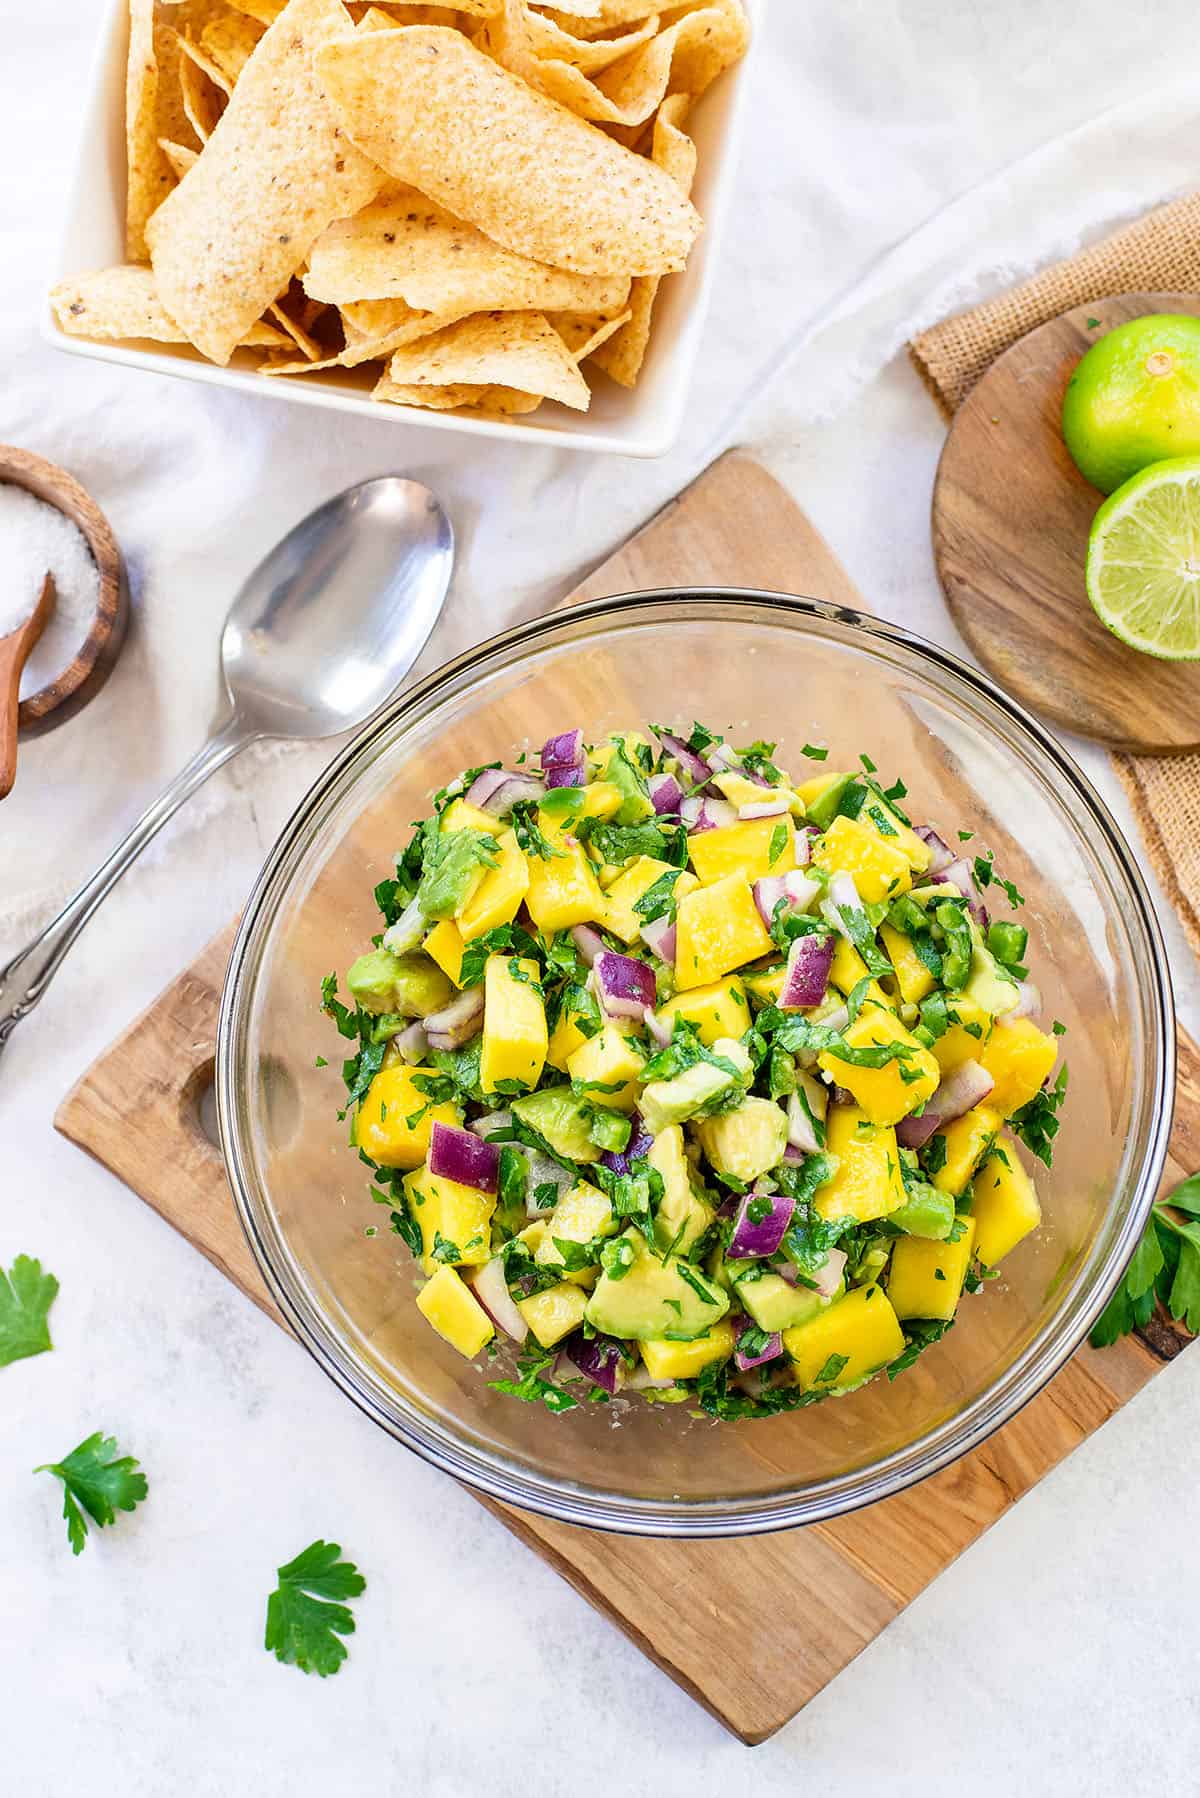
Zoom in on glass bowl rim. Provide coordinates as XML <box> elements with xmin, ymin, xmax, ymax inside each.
<box><xmin>217</xmin><ymin>587</ymin><xmax>1175</xmax><ymax>1538</ymax></box>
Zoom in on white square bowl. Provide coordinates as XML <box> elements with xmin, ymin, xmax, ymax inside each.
<box><xmin>43</xmin><ymin>0</ymin><xmax>761</xmax><ymax>458</ymax></box>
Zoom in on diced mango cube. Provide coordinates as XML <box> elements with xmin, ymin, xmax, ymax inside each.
<box><xmin>674</xmin><ymin>874</ymin><xmax>773</xmax><ymax>990</ymax></box>
<box><xmin>357</xmin><ymin>1066</ymin><xmax>459</xmax><ymax>1171</ymax></box>
<box><xmin>816</xmin><ymin>1105</ymin><xmax>907</xmax><ymax>1223</ymax></box>
<box><xmin>794</xmin><ymin>772</ymin><xmax>845</xmax><ymax>810</ymax></box>
<box><xmin>566</xmin><ymin>1024</ymin><xmax>645</xmax><ymax>1111</ymax></box>
<box><xmin>829</xmin><ymin>936</ymin><xmax>897</xmax><ymax>1014</ymax></box>
<box><xmin>547</xmin><ymin>1180</ymin><xmax>616</xmax><ymax>1245</ymax></box>
<box><xmin>888</xmin><ymin>1218</ymin><xmax>977</xmax><ymax>1322</ymax></box>
<box><xmin>516</xmin><ymin>1279</ymin><xmax>589</xmax><ymax>1348</ymax></box>
<box><xmin>688</xmin><ymin>815</ymin><xmax>796</xmax><ymax>886</ymax></box>
<box><xmin>931</xmin><ymin>994</ymin><xmax>994</xmax><ymax>1072</ymax></box>
<box><xmin>816</xmin><ymin>814</ymin><xmax>913</xmax><ymax>905</ymax></box>
<box><xmin>979</xmin><ymin>1018</ymin><xmax>1058</xmax><ymax>1117</ymax></box>
<box><xmin>524</xmin><ymin>836</ymin><xmax>607</xmax><ymax>933</ymax></box>
<box><xmin>783</xmin><ymin>1284</ymin><xmax>905</xmax><ymax>1390</ymax></box>
<box><xmin>416</xmin><ymin>1265</ymin><xmax>495</xmax><ymax>1359</ymax></box>
<box><xmin>441</xmin><ymin>797</ymin><xmax>500</xmax><ymax>836</ymax></box>
<box><xmin>818</xmin><ymin>1006</ymin><xmax>939</xmax><ymax>1126</ymax></box>
<box><xmin>480</xmin><ymin>955</ymin><xmax>547</xmax><ymax>1094</ymax></box>
<box><xmin>929</xmin><ymin>1103</ymin><xmax>1002</xmax><ymax>1196</ymax></box>
<box><xmin>639</xmin><ymin>1320</ymin><xmax>736</xmax><ymax>1380</ymax></box>
<box><xmin>546</xmin><ymin>996</ymin><xmax>598</xmax><ymax>1072</ymax></box>
<box><xmin>457</xmin><ymin>829</ymin><xmax>529</xmax><ymax>942</ymax></box>
<box><xmin>971</xmin><ymin>1139</ymin><xmax>1041</xmax><ymax>1264</ymax></box>
<box><xmin>403</xmin><ymin>1164</ymin><xmax>495</xmax><ymax>1273</ymax></box>
<box><xmin>852</xmin><ymin>798</ymin><xmax>933</xmax><ymax>875</ymax></box>
<box><xmin>423</xmin><ymin>918</ymin><xmax>466</xmax><ymax>987</ymax></box>
<box><xmin>880</xmin><ymin>923</ymin><xmax>937</xmax><ymax>1006</ymax></box>
<box><xmin>603</xmin><ymin>856</ymin><xmax>698</xmax><ymax>944</ymax></box>
<box><xmin>741</xmin><ymin>962</ymin><xmax>789</xmax><ymax>1003</ymax></box>
<box><xmin>519</xmin><ymin>1219</ymin><xmax>594</xmax><ymax>1288</ymax></box>
<box><xmin>659</xmin><ymin>976</ymin><xmax>750</xmax><ymax>1046</ymax></box>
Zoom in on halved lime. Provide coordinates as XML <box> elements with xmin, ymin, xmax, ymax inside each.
<box><xmin>1063</xmin><ymin>314</ymin><xmax>1200</xmax><ymax>493</ymax></box>
<box><xmin>1086</xmin><ymin>456</ymin><xmax>1200</xmax><ymax>660</ymax></box>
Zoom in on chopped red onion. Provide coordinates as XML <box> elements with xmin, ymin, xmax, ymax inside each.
<box><xmin>708</xmin><ymin>741</ymin><xmax>740</xmax><ymax>772</ymax></box>
<box><xmin>820</xmin><ymin>870</ymin><xmax>865</xmax><ymax>941</ymax></box>
<box><xmin>541</xmin><ymin>728</ymin><xmax>583</xmax><ymax>770</ymax></box>
<box><xmin>681</xmin><ymin>794</ymin><xmax>737</xmax><ymax>833</ymax></box>
<box><xmin>780</xmin><ymin>933</ymin><xmax>835</xmax><ymax>1010</ymax></box>
<box><xmin>732</xmin><ymin>1312</ymin><xmax>783</xmax><ymax>1371</ymax></box>
<box><xmin>465</xmin><ymin>768</ymin><xmax>545</xmax><ymax>814</ymax></box>
<box><xmin>545</xmin><ymin>764</ymin><xmax>584</xmax><ymax>789</ymax></box>
<box><xmin>738</xmin><ymin>798</ymin><xmax>790</xmax><ymax>820</ymax></box>
<box><xmin>642</xmin><ymin>1005</ymin><xmax>672</xmax><ymax>1047</ymax></box>
<box><xmin>392</xmin><ymin>1020</ymin><xmax>429</xmax><ymax>1064</ymax></box>
<box><xmin>792</xmin><ymin>828</ymin><xmax>812</xmax><ymax>868</ymax></box>
<box><xmin>429</xmin><ymin>1120</ymin><xmax>500</xmax><ymax>1192</ymax></box>
<box><xmin>786</xmin><ymin>1073</ymin><xmax>828</xmax><ymax>1152</ymax></box>
<box><xmin>563</xmin><ymin>1328</ymin><xmax>626</xmax><ymax>1393</ymax></box>
<box><xmin>781</xmin><ymin>1142</ymin><xmax>806</xmax><ymax>1165</ymax></box>
<box><xmin>914</xmin><ymin>825</ymin><xmax>955</xmax><ymax>874</ymax></box>
<box><xmin>1007</xmin><ymin>980</ymin><xmax>1042</xmax><ymax>1020</ymax></box>
<box><xmin>895</xmin><ymin>1059</ymin><xmax>995</xmax><ymax>1149</ymax></box>
<box><xmin>424</xmin><ymin>986</ymin><xmax>484</xmax><ymax>1050</ymax></box>
<box><xmin>639</xmin><ymin>914</ymin><xmax>676</xmax><ymax>963</ymax></box>
<box><xmin>753</xmin><ymin>869</ymin><xmax>820</xmax><ymax>929</ymax></box>
<box><xmin>811</xmin><ymin>1247</ymin><xmax>847</xmax><ymax>1299</ymax></box>
<box><xmin>381</xmin><ymin>893</ymin><xmax>426</xmax><ymax>955</ymax></box>
<box><xmin>654</xmin><ymin>729</ymin><xmax>712</xmax><ymax>788</ymax></box>
<box><xmin>624</xmin><ymin>1363</ymin><xmax>678</xmax><ymax>1392</ymax></box>
<box><xmin>569</xmin><ymin>923</ymin><xmax>605</xmax><ymax>966</ymax></box>
<box><xmin>468</xmin><ymin>1109</ymin><xmax>512</xmax><ymax>1139</ymax></box>
<box><xmin>467</xmin><ymin>1258</ymin><xmax>528</xmax><ymax>1342</ymax></box>
<box><xmin>524</xmin><ymin>1151</ymin><xmax>574</xmax><ymax>1215</ymax></box>
<box><xmin>648</xmin><ymin>770</ymin><xmax>684</xmax><ymax>814</ymax></box>
<box><xmin>594</xmin><ymin>950</ymin><xmax>656</xmax><ymax>1020</ymax></box>
<box><xmin>728</xmin><ymin>1185</ymin><xmax>795</xmax><ymax>1259</ymax></box>
<box><xmin>942</xmin><ymin>858</ymin><xmax>989</xmax><ymax>927</ymax></box>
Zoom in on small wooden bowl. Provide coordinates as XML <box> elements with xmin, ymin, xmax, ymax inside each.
<box><xmin>0</xmin><ymin>444</ymin><xmax>128</xmax><ymax>738</ymax></box>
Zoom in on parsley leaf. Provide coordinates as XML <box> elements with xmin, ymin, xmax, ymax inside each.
<box><xmin>265</xmin><ymin>1540</ymin><xmax>366</xmax><ymax>1677</ymax></box>
<box><xmin>0</xmin><ymin>1254</ymin><xmax>59</xmax><ymax>1367</ymax></box>
<box><xmin>35</xmin><ymin>1431</ymin><xmax>147</xmax><ymax>1555</ymax></box>
<box><xmin>1090</xmin><ymin>1172</ymin><xmax>1200</xmax><ymax>1346</ymax></box>
<box><xmin>801</xmin><ymin>743</ymin><xmax>828</xmax><ymax>761</ymax></box>
<box><xmin>489</xmin><ymin>1343</ymin><xmax>579</xmax><ymax>1413</ymax></box>
<box><xmin>1010</xmin><ymin>1065</ymin><xmax>1068</xmax><ymax>1167</ymax></box>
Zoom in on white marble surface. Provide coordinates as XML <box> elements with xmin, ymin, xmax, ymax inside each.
<box><xmin>6</xmin><ymin>2</ymin><xmax>1200</xmax><ymax>1792</ymax></box>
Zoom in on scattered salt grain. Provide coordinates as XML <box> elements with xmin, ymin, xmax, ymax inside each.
<box><xmin>0</xmin><ymin>481</ymin><xmax>101</xmax><ymax>700</ymax></box>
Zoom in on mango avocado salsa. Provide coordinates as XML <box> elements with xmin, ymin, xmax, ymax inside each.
<box><xmin>321</xmin><ymin>726</ymin><xmax>1066</xmax><ymax>1420</ymax></box>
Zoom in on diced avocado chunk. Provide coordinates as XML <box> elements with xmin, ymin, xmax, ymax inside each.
<box><xmin>417</xmin><ymin>828</ymin><xmax>498</xmax><ymax>920</ymax></box>
<box><xmin>694</xmin><ymin>1095</ymin><xmax>788</xmax><ymax>1185</ymax></box>
<box><xmin>731</xmin><ymin>1267</ymin><xmax>844</xmax><ymax>1333</ymax></box>
<box><xmin>512</xmin><ymin>1086</ymin><xmax>601</xmax><ymax>1164</ymax></box>
<box><xmin>585</xmin><ymin>1229</ymin><xmax>729</xmax><ymax>1341</ymax></box>
<box><xmin>889</xmin><ymin>1178</ymin><xmax>956</xmax><ymax>1240</ymax></box>
<box><xmin>639</xmin><ymin>1036</ymin><xmax>752</xmax><ymax>1134</ymax></box>
<box><xmin>963</xmin><ymin>926</ymin><xmax>1021</xmax><ymax>1017</ymax></box>
<box><xmin>604</xmin><ymin>736</ymin><xmax>655</xmax><ymax>826</ymax></box>
<box><xmin>805</xmin><ymin>772</ymin><xmax>852</xmax><ymax>829</ymax></box>
<box><xmin>648</xmin><ymin>1125</ymin><xmax>715</xmax><ymax>1257</ymax></box>
<box><xmin>347</xmin><ymin>947</ymin><xmax>407</xmax><ymax>1016</ymax></box>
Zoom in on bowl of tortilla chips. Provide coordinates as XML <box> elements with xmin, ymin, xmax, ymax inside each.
<box><xmin>44</xmin><ymin>0</ymin><xmax>755</xmax><ymax>456</ymax></box>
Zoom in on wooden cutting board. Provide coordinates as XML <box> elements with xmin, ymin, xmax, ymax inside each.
<box><xmin>932</xmin><ymin>293</ymin><xmax>1200</xmax><ymax>754</ymax></box>
<box><xmin>56</xmin><ymin>450</ymin><xmax>1198</xmax><ymax>1745</ymax></box>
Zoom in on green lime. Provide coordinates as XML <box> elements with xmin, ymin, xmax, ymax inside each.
<box><xmin>1086</xmin><ymin>456</ymin><xmax>1200</xmax><ymax>660</ymax></box>
<box><xmin>1062</xmin><ymin>313</ymin><xmax>1200</xmax><ymax>492</ymax></box>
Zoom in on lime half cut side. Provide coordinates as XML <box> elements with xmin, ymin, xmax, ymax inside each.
<box><xmin>1086</xmin><ymin>455</ymin><xmax>1200</xmax><ymax>660</ymax></box>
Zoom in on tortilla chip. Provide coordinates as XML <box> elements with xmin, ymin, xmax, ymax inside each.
<box><xmin>382</xmin><ymin>311</ymin><xmax>592</xmax><ymax>409</ymax></box>
<box><xmin>147</xmin><ymin>0</ymin><xmax>384</xmax><ymax>364</ymax></box>
<box><xmin>177</xmin><ymin>36</ymin><xmax>227</xmax><ymax>138</ymax></box>
<box><xmin>158</xmin><ymin>135</ymin><xmax>199</xmax><ymax>178</ymax></box>
<box><xmin>365</xmin><ymin>0</ymin><xmax>499</xmax><ymax>14</ymax></box>
<box><xmin>514</xmin><ymin>5</ymin><xmax>659</xmax><ymax>72</ymax></box>
<box><xmin>373</xmin><ymin>374</ymin><xmax>543</xmax><ymax>413</ymax></box>
<box><xmin>178</xmin><ymin>31</ymin><xmax>234</xmax><ymax>97</ymax></box>
<box><xmin>591</xmin><ymin>90</ymin><xmax>694</xmax><ymax>386</ymax></box>
<box><xmin>126</xmin><ymin>1</ymin><xmax>164</xmax><ymax>259</ymax></box>
<box><xmin>49</xmin><ymin>264</ymin><xmax>287</xmax><ymax>348</ymax></box>
<box><xmin>226</xmin><ymin>0</ymin><xmax>285</xmax><ymax>21</ymax></box>
<box><xmin>483</xmin><ymin>0</ymin><xmax>747</xmax><ymax>127</ymax></box>
<box><xmin>262</xmin><ymin>300</ymin><xmax>462</xmax><ymax>371</ymax></box>
<box><xmin>305</xmin><ymin>184</ymin><xmax>630</xmax><ymax>316</ymax></box>
<box><xmin>316</xmin><ymin>26</ymin><xmax>700</xmax><ymax>276</ymax></box>
<box><xmin>542</xmin><ymin>1</ymin><xmax>657</xmax><ymax>31</ymax></box>
<box><xmin>199</xmin><ymin>12</ymin><xmax>265</xmax><ymax>79</ymax></box>
<box><xmin>548</xmin><ymin>305</ymin><xmax>632</xmax><ymax>359</ymax></box>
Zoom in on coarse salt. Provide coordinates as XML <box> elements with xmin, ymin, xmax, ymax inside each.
<box><xmin>0</xmin><ymin>481</ymin><xmax>101</xmax><ymax>700</ymax></box>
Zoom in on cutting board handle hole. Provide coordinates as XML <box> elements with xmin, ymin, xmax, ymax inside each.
<box><xmin>182</xmin><ymin>1057</ymin><xmax>222</xmax><ymax>1154</ymax></box>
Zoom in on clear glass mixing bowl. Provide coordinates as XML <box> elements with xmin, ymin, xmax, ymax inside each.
<box><xmin>217</xmin><ymin>591</ymin><xmax>1174</xmax><ymax>1536</ymax></box>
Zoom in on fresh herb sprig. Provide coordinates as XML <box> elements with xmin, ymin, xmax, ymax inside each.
<box><xmin>1090</xmin><ymin>1172</ymin><xmax>1200</xmax><ymax>1346</ymax></box>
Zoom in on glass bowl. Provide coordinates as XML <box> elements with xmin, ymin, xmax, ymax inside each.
<box><xmin>217</xmin><ymin>590</ymin><xmax>1174</xmax><ymax>1537</ymax></box>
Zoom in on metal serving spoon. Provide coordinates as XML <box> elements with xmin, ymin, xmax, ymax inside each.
<box><xmin>0</xmin><ymin>476</ymin><xmax>453</xmax><ymax>1059</ymax></box>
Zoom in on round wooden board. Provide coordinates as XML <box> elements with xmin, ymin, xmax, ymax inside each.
<box><xmin>932</xmin><ymin>292</ymin><xmax>1200</xmax><ymax>753</ymax></box>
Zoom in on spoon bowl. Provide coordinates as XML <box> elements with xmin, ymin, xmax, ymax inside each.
<box><xmin>221</xmin><ymin>477</ymin><xmax>453</xmax><ymax>740</ymax></box>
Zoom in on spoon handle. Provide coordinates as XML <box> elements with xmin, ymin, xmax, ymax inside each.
<box><xmin>0</xmin><ymin>713</ymin><xmax>251</xmax><ymax>1058</ymax></box>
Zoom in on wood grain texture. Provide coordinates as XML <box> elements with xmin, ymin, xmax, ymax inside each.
<box><xmin>932</xmin><ymin>294</ymin><xmax>1200</xmax><ymax>753</ymax></box>
<box><xmin>0</xmin><ymin>573</ymin><xmax>54</xmax><ymax>798</ymax></box>
<box><xmin>55</xmin><ymin>450</ymin><xmax>1193</xmax><ymax>1744</ymax></box>
<box><xmin>0</xmin><ymin>443</ymin><xmax>129</xmax><ymax>736</ymax></box>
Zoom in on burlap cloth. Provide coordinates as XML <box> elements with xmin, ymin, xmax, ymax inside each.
<box><xmin>909</xmin><ymin>192</ymin><xmax>1200</xmax><ymax>957</ymax></box>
